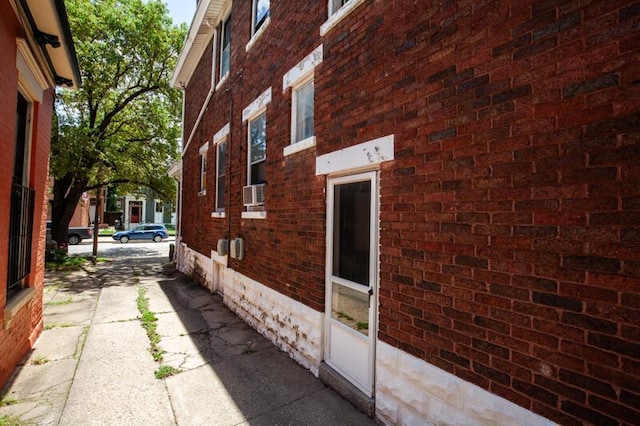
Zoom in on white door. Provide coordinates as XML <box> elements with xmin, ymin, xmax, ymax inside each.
<box><xmin>325</xmin><ymin>171</ymin><xmax>378</xmax><ymax>396</ymax></box>
<box><xmin>154</xmin><ymin>201</ymin><xmax>164</xmax><ymax>224</ymax></box>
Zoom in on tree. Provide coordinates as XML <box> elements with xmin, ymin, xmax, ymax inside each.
<box><xmin>50</xmin><ymin>0</ymin><xmax>186</xmax><ymax>246</ymax></box>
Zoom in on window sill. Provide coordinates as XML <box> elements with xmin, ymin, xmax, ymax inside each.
<box><xmin>216</xmin><ymin>73</ymin><xmax>229</xmax><ymax>91</ymax></box>
<box><xmin>320</xmin><ymin>0</ymin><xmax>367</xmax><ymax>36</ymax></box>
<box><xmin>246</xmin><ymin>17</ymin><xmax>271</xmax><ymax>52</ymax></box>
<box><xmin>211</xmin><ymin>211</ymin><xmax>226</xmax><ymax>218</ymax></box>
<box><xmin>4</xmin><ymin>287</ymin><xmax>36</xmax><ymax>329</ymax></box>
<box><xmin>198</xmin><ymin>190</ymin><xmax>207</xmax><ymax>196</ymax></box>
<box><xmin>284</xmin><ymin>136</ymin><xmax>316</xmax><ymax>157</ymax></box>
<box><xmin>242</xmin><ymin>211</ymin><xmax>267</xmax><ymax>219</ymax></box>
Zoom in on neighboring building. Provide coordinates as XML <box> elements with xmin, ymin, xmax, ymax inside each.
<box><xmin>171</xmin><ymin>1</ymin><xmax>640</xmax><ymax>424</ymax></box>
<box><xmin>0</xmin><ymin>0</ymin><xmax>80</xmax><ymax>388</ymax></box>
<box><xmin>63</xmin><ymin>188</ymin><xmax>175</xmax><ymax>231</ymax></box>
<box><xmin>45</xmin><ymin>177</ymin><xmax>90</xmax><ymax>228</ymax></box>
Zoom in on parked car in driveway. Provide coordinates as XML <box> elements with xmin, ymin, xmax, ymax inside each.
<box><xmin>46</xmin><ymin>222</ymin><xmax>93</xmax><ymax>245</ymax></box>
<box><xmin>112</xmin><ymin>224</ymin><xmax>168</xmax><ymax>243</ymax></box>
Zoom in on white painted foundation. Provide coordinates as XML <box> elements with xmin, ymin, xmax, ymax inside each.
<box><xmin>376</xmin><ymin>341</ymin><xmax>556</xmax><ymax>426</ymax></box>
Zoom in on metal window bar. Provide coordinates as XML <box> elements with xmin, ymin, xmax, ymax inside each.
<box><xmin>7</xmin><ymin>181</ymin><xmax>35</xmax><ymax>301</ymax></box>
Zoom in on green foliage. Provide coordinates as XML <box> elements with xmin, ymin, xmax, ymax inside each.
<box><xmin>136</xmin><ymin>286</ymin><xmax>164</xmax><ymax>362</ymax></box>
<box><xmin>30</xmin><ymin>356</ymin><xmax>49</xmax><ymax>366</ymax></box>
<box><xmin>50</xmin><ymin>0</ymin><xmax>186</xmax><ymax>244</ymax></box>
<box><xmin>154</xmin><ymin>365</ymin><xmax>181</xmax><ymax>379</ymax></box>
<box><xmin>45</xmin><ymin>243</ymin><xmax>68</xmax><ymax>263</ymax></box>
<box><xmin>45</xmin><ymin>255</ymin><xmax>88</xmax><ymax>271</ymax></box>
<box><xmin>45</xmin><ymin>297</ymin><xmax>74</xmax><ymax>306</ymax></box>
<box><xmin>0</xmin><ymin>394</ymin><xmax>18</xmax><ymax>407</ymax></box>
<box><xmin>0</xmin><ymin>414</ymin><xmax>21</xmax><ymax>426</ymax></box>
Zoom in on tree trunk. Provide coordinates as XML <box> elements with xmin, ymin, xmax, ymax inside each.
<box><xmin>51</xmin><ymin>173</ymin><xmax>88</xmax><ymax>250</ymax></box>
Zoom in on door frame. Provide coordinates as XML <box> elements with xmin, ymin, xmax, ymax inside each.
<box><xmin>324</xmin><ymin>170</ymin><xmax>379</xmax><ymax>397</ymax></box>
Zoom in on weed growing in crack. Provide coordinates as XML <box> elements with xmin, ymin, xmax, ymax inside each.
<box><xmin>154</xmin><ymin>365</ymin><xmax>181</xmax><ymax>379</ymax></box>
<box><xmin>45</xmin><ymin>297</ymin><xmax>73</xmax><ymax>306</ymax></box>
<box><xmin>136</xmin><ymin>286</ymin><xmax>164</xmax><ymax>362</ymax></box>
<box><xmin>30</xmin><ymin>356</ymin><xmax>49</xmax><ymax>365</ymax></box>
<box><xmin>0</xmin><ymin>394</ymin><xmax>18</xmax><ymax>407</ymax></box>
<box><xmin>0</xmin><ymin>414</ymin><xmax>21</xmax><ymax>426</ymax></box>
<box><xmin>44</xmin><ymin>323</ymin><xmax>75</xmax><ymax>330</ymax></box>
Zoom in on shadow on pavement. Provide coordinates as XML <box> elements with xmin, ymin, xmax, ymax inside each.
<box><xmin>154</xmin><ymin>264</ymin><xmax>374</xmax><ymax>425</ymax></box>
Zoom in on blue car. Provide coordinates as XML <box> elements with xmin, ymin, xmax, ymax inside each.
<box><xmin>112</xmin><ymin>224</ymin><xmax>169</xmax><ymax>243</ymax></box>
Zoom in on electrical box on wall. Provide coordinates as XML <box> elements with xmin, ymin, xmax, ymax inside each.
<box><xmin>217</xmin><ymin>239</ymin><xmax>229</xmax><ymax>256</ymax></box>
<box><xmin>230</xmin><ymin>238</ymin><xmax>244</xmax><ymax>260</ymax></box>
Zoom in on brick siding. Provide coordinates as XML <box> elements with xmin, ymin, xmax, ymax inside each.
<box><xmin>0</xmin><ymin>2</ymin><xmax>52</xmax><ymax>388</ymax></box>
<box><xmin>180</xmin><ymin>1</ymin><xmax>640</xmax><ymax>423</ymax></box>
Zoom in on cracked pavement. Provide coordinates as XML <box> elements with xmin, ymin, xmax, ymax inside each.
<box><xmin>0</xmin><ymin>248</ymin><xmax>373</xmax><ymax>425</ymax></box>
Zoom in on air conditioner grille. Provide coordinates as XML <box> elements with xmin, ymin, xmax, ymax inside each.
<box><xmin>243</xmin><ymin>184</ymin><xmax>265</xmax><ymax>206</ymax></box>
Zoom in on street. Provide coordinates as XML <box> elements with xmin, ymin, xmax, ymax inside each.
<box><xmin>69</xmin><ymin>236</ymin><xmax>175</xmax><ymax>259</ymax></box>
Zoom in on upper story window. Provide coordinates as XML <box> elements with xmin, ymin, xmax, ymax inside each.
<box><xmin>252</xmin><ymin>0</ymin><xmax>269</xmax><ymax>35</ymax></box>
<box><xmin>249</xmin><ymin>112</ymin><xmax>266</xmax><ymax>185</ymax></box>
<box><xmin>321</xmin><ymin>0</ymin><xmax>366</xmax><ymax>36</ymax></box>
<box><xmin>219</xmin><ymin>13</ymin><xmax>231</xmax><ymax>81</ymax></box>
<box><xmin>210</xmin><ymin>30</ymin><xmax>218</xmax><ymax>87</ymax></box>
<box><xmin>293</xmin><ymin>78</ymin><xmax>314</xmax><ymax>143</ymax></box>
<box><xmin>330</xmin><ymin>0</ymin><xmax>348</xmax><ymax>15</ymax></box>
<box><xmin>282</xmin><ymin>46</ymin><xmax>322</xmax><ymax>156</ymax></box>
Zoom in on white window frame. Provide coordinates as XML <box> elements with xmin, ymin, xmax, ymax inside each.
<box><xmin>199</xmin><ymin>142</ymin><xmax>209</xmax><ymax>195</ymax></box>
<box><xmin>282</xmin><ymin>45</ymin><xmax>323</xmax><ymax>156</ymax></box>
<box><xmin>242</xmin><ymin>89</ymin><xmax>272</xmax><ymax>219</ymax></box>
<box><xmin>210</xmin><ymin>30</ymin><xmax>218</xmax><ymax>88</ymax></box>
<box><xmin>214</xmin><ymin>140</ymin><xmax>227</xmax><ymax>213</ymax></box>
<box><xmin>290</xmin><ymin>76</ymin><xmax>315</xmax><ymax>146</ymax></box>
<box><xmin>218</xmin><ymin>11</ymin><xmax>231</xmax><ymax>85</ymax></box>
<box><xmin>211</xmin><ymin>123</ymin><xmax>230</xmax><ymax>218</ymax></box>
<box><xmin>247</xmin><ymin>111</ymin><xmax>267</xmax><ymax>186</ymax></box>
<box><xmin>246</xmin><ymin>0</ymin><xmax>270</xmax><ymax>52</ymax></box>
<box><xmin>320</xmin><ymin>0</ymin><xmax>366</xmax><ymax>36</ymax></box>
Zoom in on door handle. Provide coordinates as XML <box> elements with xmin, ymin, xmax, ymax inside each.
<box><xmin>368</xmin><ymin>287</ymin><xmax>374</xmax><ymax>297</ymax></box>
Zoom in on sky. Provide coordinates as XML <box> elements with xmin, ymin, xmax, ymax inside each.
<box><xmin>165</xmin><ymin>0</ymin><xmax>196</xmax><ymax>26</ymax></box>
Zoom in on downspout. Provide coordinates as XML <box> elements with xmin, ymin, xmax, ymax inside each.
<box><xmin>226</xmin><ymin>69</ymin><xmax>243</xmax><ymax>265</ymax></box>
<box><xmin>176</xmin><ymin>90</ymin><xmax>187</xmax><ymax>266</ymax></box>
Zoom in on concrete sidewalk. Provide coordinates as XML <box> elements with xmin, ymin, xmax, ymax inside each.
<box><xmin>0</xmin><ymin>254</ymin><xmax>373</xmax><ymax>425</ymax></box>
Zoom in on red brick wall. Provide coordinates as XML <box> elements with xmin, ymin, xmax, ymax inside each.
<box><xmin>183</xmin><ymin>36</ymin><xmax>214</xmax><ymax>143</ymax></box>
<box><xmin>181</xmin><ymin>0</ymin><xmax>327</xmax><ymax>309</ymax></box>
<box><xmin>180</xmin><ymin>1</ymin><xmax>640</xmax><ymax>423</ymax></box>
<box><xmin>0</xmin><ymin>2</ymin><xmax>51</xmax><ymax>388</ymax></box>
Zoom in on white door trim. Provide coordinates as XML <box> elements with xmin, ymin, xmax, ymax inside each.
<box><xmin>324</xmin><ymin>171</ymin><xmax>379</xmax><ymax>397</ymax></box>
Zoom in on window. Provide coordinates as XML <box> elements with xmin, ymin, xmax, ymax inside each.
<box><xmin>155</xmin><ymin>201</ymin><xmax>163</xmax><ymax>213</ymax></box>
<box><xmin>249</xmin><ymin>111</ymin><xmax>266</xmax><ymax>185</ymax></box>
<box><xmin>215</xmin><ymin>140</ymin><xmax>226</xmax><ymax>212</ymax></box>
<box><xmin>199</xmin><ymin>153</ymin><xmax>207</xmax><ymax>193</ymax></box>
<box><xmin>321</xmin><ymin>0</ymin><xmax>366</xmax><ymax>36</ymax></box>
<box><xmin>252</xmin><ymin>0</ymin><xmax>269</xmax><ymax>35</ymax></box>
<box><xmin>330</xmin><ymin>0</ymin><xmax>349</xmax><ymax>15</ymax></box>
<box><xmin>242</xmin><ymin>89</ymin><xmax>271</xmax><ymax>218</ymax></box>
<box><xmin>293</xmin><ymin>78</ymin><xmax>314</xmax><ymax>143</ymax></box>
<box><xmin>283</xmin><ymin>46</ymin><xmax>322</xmax><ymax>156</ymax></box>
<box><xmin>219</xmin><ymin>14</ymin><xmax>231</xmax><ymax>80</ymax></box>
<box><xmin>7</xmin><ymin>92</ymin><xmax>35</xmax><ymax>301</ymax></box>
<box><xmin>210</xmin><ymin>31</ymin><xmax>217</xmax><ymax>87</ymax></box>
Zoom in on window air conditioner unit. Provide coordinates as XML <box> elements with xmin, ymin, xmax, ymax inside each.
<box><xmin>243</xmin><ymin>184</ymin><xmax>265</xmax><ymax>207</ymax></box>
